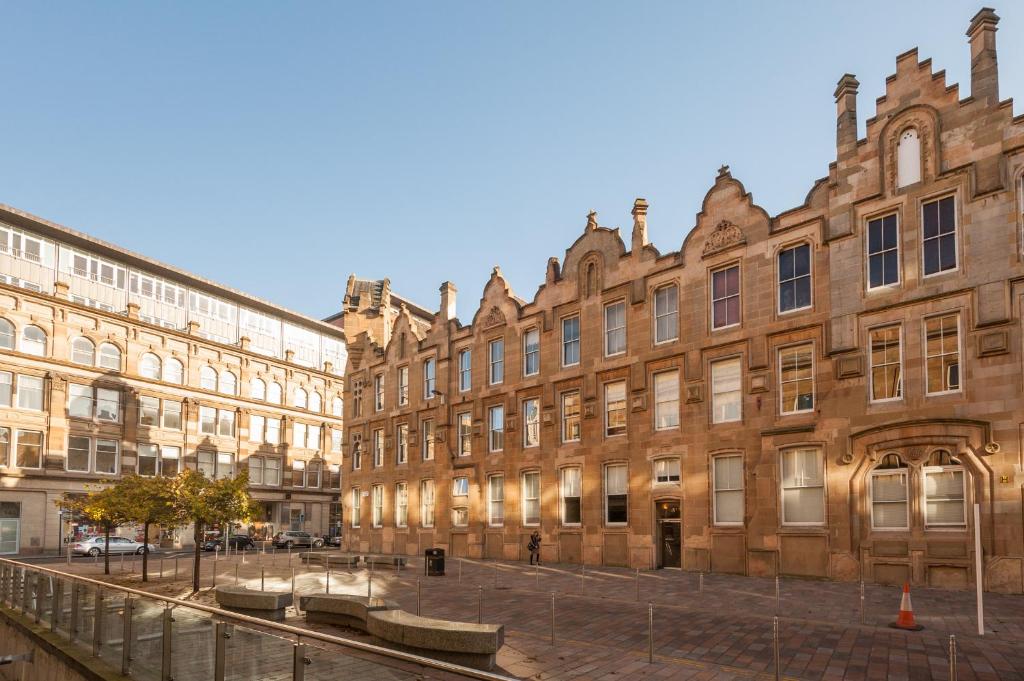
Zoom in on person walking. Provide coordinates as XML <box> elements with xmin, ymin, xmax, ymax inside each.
<box><xmin>528</xmin><ymin>530</ymin><xmax>541</xmax><ymax>566</ymax></box>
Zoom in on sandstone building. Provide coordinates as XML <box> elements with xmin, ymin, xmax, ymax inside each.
<box><xmin>342</xmin><ymin>8</ymin><xmax>1024</xmax><ymax>593</ymax></box>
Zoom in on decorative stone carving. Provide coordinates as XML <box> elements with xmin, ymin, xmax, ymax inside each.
<box><xmin>685</xmin><ymin>384</ymin><xmax>703</xmax><ymax>404</ymax></box>
<box><xmin>835</xmin><ymin>355</ymin><xmax>863</xmax><ymax>379</ymax></box>
<box><xmin>978</xmin><ymin>330</ymin><xmax>1009</xmax><ymax>357</ymax></box>
<box><xmin>701</xmin><ymin>220</ymin><xmax>746</xmax><ymax>257</ymax></box>
<box><xmin>482</xmin><ymin>306</ymin><xmax>506</xmax><ymax>329</ymax></box>
<box><xmin>886</xmin><ymin>117</ymin><xmax>934</xmax><ymax>193</ymax></box>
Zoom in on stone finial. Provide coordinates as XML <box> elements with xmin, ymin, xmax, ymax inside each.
<box><xmin>586</xmin><ymin>210</ymin><xmax>598</xmax><ymax>232</ymax></box>
<box><xmin>967</xmin><ymin>7</ymin><xmax>1000</xmax><ymax>105</ymax></box>
<box><xmin>631</xmin><ymin>198</ymin><xmax>649</xmax><ymax>252</ymax></box>
<box><xmin>126</xmin><ymin>302</ymin><xmax>140</xmax><ymax>320</ymax></box>
<box><xmin>546</xmin><ymin>257</ymin><xmax>561</xmax><ymax>284</ymax></box>
<box><xmin>717</xmin><ymin>165</ymin><xmax>731</xmax><ymax>178</ymax></box>
<box><xmin>834</xmin><ymin>74</ymin><xmax>859</xmax><ymax>153</ymax></box>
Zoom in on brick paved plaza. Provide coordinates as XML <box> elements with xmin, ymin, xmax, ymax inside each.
<box><xmin>44</xmin><ymin>550</ymin><xmax>1024</xmax><ymax>680</ymax></box>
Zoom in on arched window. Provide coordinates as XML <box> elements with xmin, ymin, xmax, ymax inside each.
<box><xmin>923</xmin><ymin>449</ymin><xmax>966</xmax><ymax>527</ymax></box>
<box><xmin>897</xmin><ymin>128</ymin><xmax>921</xmax><ymax>188</ymax></box>
<box><xmin>294</xmin><ymin>387</ymin><xmax>308</xmax><ymax>410</ymax></box>
<box><xmin>98</xmin><ymin>343</ymin><xmax>121</xmax><ymax>371</ymax></box>
<box><xmin>70</xmin><ymin>337</ymin><xmax>95</xmax><ymax>366</ymax></box>
<box><xmin>20</xmin><ymin>325</ymin><xmax>47</xmax><ymax>356</ymax></box>
<box><xmin>309</xmin><ymin>391</ymin><xmax>322</xmax><ymax>413</ymax></box>
<box><xmin>870</xmin><ymin>454</ymin><xmax>908</xmax><ymax>530</ymax></box>
<box><xmin>0</xmin><ymin>319</ymin><xmax>14</xmax><ymax>350</ymax></box>
<box><xmin>140</xmin><ymin>353</ymin><xmax>162</xmax><ymax>380</ymax></box>
<box><xmin>219</xmin><ymin>370</ymin><xmax>237</xmax><ymax>396</ymax></box>
<box><xmin>163</xmin><ymin>357</ymin><xmax>184</xmax><ymax>384</ymax></box>
<box><xmin>332</xmin><ymin>396</ymin><xmax>343</xmax><ymax>418</ymax></box>
<box><xmin>200</xmin><ymin>366</ymin><xmax>217</xmax><ymax>391</ymax></box>
<box><xmin>250</xmin><ymin>378</ymin><xmax>266</xmax><ymax>401</ymax></box>
<box><xmin>267</xmin><ymin>381</ymin><xmax>282</xmax><ymax>404</ymax></box>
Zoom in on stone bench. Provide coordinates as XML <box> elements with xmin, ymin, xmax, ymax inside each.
<box><xmin>299</xmin><ymin>594</ymin><xmax>398</xmax><ymax>629</ymax></box>
<box><xmin>366</xmin><ymin>609</ymin><xmax>504</xmax><ymax>671</ymax></box>
<box><xmin>298</xmin><ymin>552</ymin><xmax>361</xmax><ymax>568</ymax></box>
<box><xmin>362</xmin><ymin>554</ymin><xmax>407</xmax><ymax>568</ymax></box>
<box><xmin>214</xmin><ymin>586</ymin><xmax>293</xmax><ymax>621</ymax></box>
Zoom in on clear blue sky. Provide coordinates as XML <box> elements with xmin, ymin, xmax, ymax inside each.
<box><xmin>2</xmin><ymin>1</ymin><xmax>1019</xmax><ymax>321</ymax></box>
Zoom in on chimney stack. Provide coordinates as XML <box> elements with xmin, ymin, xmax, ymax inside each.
<box><xmin>834</xmin><ymin>74</ymin><xmax>859</xmax><ymax>154</ymax></box>
<box><xmin>439</xmin><ymin>281</ymin><xmax>457</xmax><ymax>321</ymax></box>
<box><xmin>967</xmin><ymin>8</ymin><xmax>1000</xmax><ymax>105</ymax></box>
<box><xmin>631</xmin><ymin>198</ymin><xmax>649</xmax><ymax>252</ymax></box>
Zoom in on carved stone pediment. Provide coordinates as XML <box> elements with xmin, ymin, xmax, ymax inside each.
<box><xmin>482</xmin><ymin>306</ymin><xmax>506</xmax><ymax>328</ymax></box>
<box><xmin>702</xmin><ymin>220</ymin><xmax>747</xmax><ymax>257</ymax></box>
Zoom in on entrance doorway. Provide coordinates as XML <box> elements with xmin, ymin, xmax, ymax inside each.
<box><xmin>656</xmin><ymin>499</ymin><xmax>681</xmax><ymax>568</ymax></box>
<box><xmin>0</xmin><ymin>502</ymin><xmax>21</xmax><ymax>555</ymax></box>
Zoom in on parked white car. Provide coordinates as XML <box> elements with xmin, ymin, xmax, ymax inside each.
<box><xmin>70</xmin><ymin>536</ymin><xmax>158</xmax><ymax>557</ymax></box>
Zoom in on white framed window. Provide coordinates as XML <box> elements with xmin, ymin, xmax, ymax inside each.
<box><xmin>653</xmin><ymin>457</ymin><xmax>681</xmax><ymax>485</ymax></box>
<box><xmin>521</xmin><ymin>471</ymin><xmax>540</xmax><ymax>526</ymax></box>
<box><xmin>869</xmin><ymin>326</ymin><xmax>903</xmax><ymax>401</ymax></box>
<box><xmin>522</xmin><ymin>398</ymin><xmax>540</xmax><ymax>448</ymax></box>
<box><xmin>199</xmin><ymin>406</ymin><xmax>217</xmax><ymax>435</ymax></box>
<box><xmin>458</xmin><ymin>350</ymin><xmax>472</xmax><ymax>392</ymax></box>
<box><xmin>870</xmin><ymin>454</ymin><xmax>909</xmax><ymax>530</ymax></box>
<box><xmin>67</xmin><ymin>435</ymin><xmax>92</xmax><ymax>473</ymax></box>
<box><xmin>396</xmin><ymin>424</ymin><xmax>408</xmax><ymax>464</ymax></box>
<box><xmin>523</xmin><ymin>328</ymin><xmax>540</xmax><ymax>376</ymax></box>
<box><xmin>199</xmin><ymin>366</ymin><xmax>217</xmax><ymax>391</ymax></box>
<box><xmin>421</xmin><ymin>479</ymin><xmax>435</xmax><ymax>528</ymax></box>
<box><xmin>711</xmin><ymin>265</ymin><xmax>740</xmax><ymax>329</ymax></box>
<box><xmin>488</xmin><ymin>405</ymin><xmax>504</xmax><ymax>452</ymax></box>
<box><xmin>248</xmin><ymin>455</ymin><xmax>267</xmax><ymax>485</ymax></box>
<box><xmin>925</xmin><ymin>313</ymin><xmax>961</xmax><ymax>394</ymax></box>
<box><xmin>265</xmin><ymin>417</ymin><xmax>280</xmax><ymax>445</ymax></box>
<box><xmin>140</xmin><ymin>353</ymin><xmax>162</xmax><ymax>380</ymax></box>
<box><xmin>453</xmin><ymin>476</ymin><xmax>469</xmax><ymax>497</ymax></box>
<box><xmin>160</xmin><ymin>445</ymin><xmax>181</xmax><ymax>477</ymax></box>
<box><xmin>654</xmin><ymin>285</ymin><xmax>679</xmax><ymax>343</ymax></box>
<box><xmin>395</xmin><ymin>482</ymin><xmax>408</xmax><ymax>528</ymax></box>
<box><xmin>398</xmin><ymin>366</ymin><xmax>409</xmax><ymax>406</ymax></box>
<box><xmin>867</xmin><ymin>214</ymin><xmax>900</xmax><ymax>289</ymax></box>
<box><xmin>15</xmin><ymin>430</ymin><xmax>43</xmax><ymax>469</ymax></box>
<box><xmin>778</xmin><ymin>243</ymin><xmax>811</xmax><ymax>313</ymax></box>
<box><xmin>779</xmin><ymin>345</ymin><xmax>814</xmax><ymax>414</ymax></box>
<box><xmin>374</xmin><ymin>374</ymin><xmax>384</xmax><ymax>411</ymax></box>
<box><xmin>780</xmin><ymin>448</ymin><xmax>825</xmax><ymax>525</ymax></box>
<box><xmin>421</xmin><ymin>419</ymin><xmax>435</xmax><ymax>460</ymax></box>
<box><xmin>0</xmin><ymin>427</ymin><xmax>8</xmax><ymax>468</ymax></box>
<box><xmin>653</xmin><ymin>371</ymin><xmax>679</xmax><ymax>430</ymax></box>
<box><xmin>68</xmin><ymin>383</ymin><xmax>92</xmax><ymax>418</ymax></box>
<box><xmin>249</xmin><ymin>415</ymin><xmax>266</xmax><ymax>443</ymax></box>
<box><xmin>487</xmin><ymin>474</ymin><xmax>504</xmax><ymax>526</ymax></box>
<box><xmin>94</xmin><ymin>439</ymin><xmax>118</xmax><ymax>474</ymax></box>
<box><xmin>457</xmin><ymin>412</ymin><xmax>472</xmax><ymax>457</ymax></box>
<box><xmin>604</xmin><ymin>464</ymin><xmax>628</xmax><ymax>525</ymax></box>
<box><xmin>139</xmin><ymin>395</ymin><xmax>160</xmax><ymax>427</ymax></box>
<box><xmin>923</xmin><ymin>450</ymin><xmax>966</xmax><ymax>527</ymax></box>
<box><xmin>372</xmin><ymin>429</ymin><xmax>384</xmax><ymax>467</ymax></box>
<box><xmin>97</xmin><ymin>342</ymin><xmax>121</xmax><ymax>371</ymax></box>
<box><xmin>604</xmin><ymin>301</ymin><xmax>626</xmax><ymax>356</ymax></box>
<box><xmin>267</xmin><ymin>381</ymin><xmax>282</xmax><ymax>404</ymax></box>
<box><xmin>250</xmin><ymin>378</ymin><xmax>266</xmax><ymax>400</ymax></box>
<box><xmin>293</xmin><ymin>421</ymin><xmax>319</xmax><ymax>450</ymax></box>
<box><xmin>71</xmin><ymin>337</ymin><xmax>95</xmax><ymax>366</ymax></box>
<box><xmin>294</xmin><ymin>387</ymin><xmax>308</xmax><ymax>410</ymax></box>
<box><xmin>0</xmin><ymin>372</ymin><xmax>11</xmax><ymax>407</ymax></box>
<box><xmin>0</xmin><ymin>319</ymin><xmax>13</xmax><ymax>350</ymax></box>
<box><xmin>163</xmin><ymin>358</ymin><xmax>184</xmax><ymax>384</ymax></box>
<box><xmin>351</xmin><ymin>488</ymin><xmax>361</xmax><ymax>528</ymax></box>
<box><xmin>922</xmin><ymin>195</ymin><xmax>957</xmax><ymax>276</ymax></box>
<box><xmin>711</xmin><ymin>358</ymin><xmax>741</xmax><ymax>423</ymax></box>
<box><xmin>19</xmin><ymin>325</ymin><xmax>46</xmax><ymax>356</ymax></box>
<box><xmin>331</xmin><ymin>428</ymin><xmax>343</xmax><ymax>452</ymax></box>
<box><xmin>18</xmin><ymin>375</ymin><xmax>44</xmax><ymax>411</ymax></box>
<box><xmin>561</xmin><ymin>315</ymin><xmax>580</xmax><ymax>367</ymax></box>
<box><xmin>162</xmin><ymin>400</ymin><xmax>182</xmax><ymax>430</ymax></box>
<box><xmin>897</xmin><ymin>128</ymin><xmax>921</xmax><ymax>187</ymax></box>
<box><xmin>452</xmin><ymin>507</ymin><xmax>469</xmax><ymax>527</ymax></box>
<box><xmin>561</xmin><ymin>391</ymin><xmax>581</xmax><ymax>443</ymax></box>
<box><xmin>712</xmin><ymin>454</ymin><xmax>744</xmax><ymax>525</ymax></box>
<box><xmin>560</xmin><ymin>467</ymin><xmax>581</xmax><ymax>525</ymax></box>
<box><xmin>371</xmin><ymin>484</ymin><xmax>383</xmax><ymax>527</ymax></box>
<box><xmin>309</xmin><ymin>391</ymin><xmax>322</xmax><ymax>413</ymax></box>
<box><xmin>423</xmin><ymin>358</ymin><xmax>436</xmax><ymax>398</ymax></box>
<box><xmin>332</xmin><ymin>396</ymin><xmax>343</xmax><ymax>417</ymax></box>
<box><xmin>219</xmin><ymin>370</ymin><xmax>237</xmax><ymax>396</ymax></box>
<box><xmin>350</xmin><ymin>435</ymin><xmax>362</xmax><ymax>470</ymax></box>
<box><xmin>489</xmin><ymin>339</ymin><xmax>504</xmax><ymax>385</ymax></box>
<box><xmin>604</xmin><ymin>381</ymin><xmax>626</xmax><ymax>437</ymax></box>
<box><xmin>217</xmin><ymin>410</ymin><xmax>235</xmax><ymax>437</ymax></box>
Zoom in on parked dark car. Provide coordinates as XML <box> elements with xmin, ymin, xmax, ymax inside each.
<box><xmin>201</xmin><ymin>535</ymin><xmax>255</xmax><ymax>552</ymax></box>
<box><xmin>326</xmin><ymin>535</ymin><xmax>342</xmax><ymax>547</ymax></box>
<box><xmin>272</xmin><ymin>531</ymin><xmax>324</xmax><ymax>549</ymax></box>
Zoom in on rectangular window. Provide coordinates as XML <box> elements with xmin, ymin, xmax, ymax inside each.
<box><xmin>217</xmin><ymin>410</ymin><xmax>235</xmax><ymax>438</ymax></box>
<box><xmin>488</xmin><ymin>405</ymin><xmax>504</xmax><ymax>452</ymax></box>
<box><xmin>604</xmin><ymin>301</ymin><xmax>626</xmax><ymax>356</ymax></box>
<box><xmin>199</xmin><ymin>406</ymin><xmax>216</xmax><ymax>435</ymax></box>
<box><xmin>561</xmin><ymin>391</ymin><xmax>581</xmax><ymax>443</ymax></box>
<box><xmin>653</xmin><ymin>371</ymin><xmax>679</xmax><ymax>430</ymax></box>
<box><xmin>68</xmin><ymin>383</ymin><xmax>92</xmax><ymax>418</ymax></box>
<box><xmin>139</xmin><ymin>396</ymin><xmax>160</xmax><ymax>427</ymax></box>
<box><xmin>374</xmin><ymin>374</ymin><xmax>384</xmax><ymax>411</ymax></box>
<box><xmin>265</xmin><ymin>417</ymin><xmax>280</xmax><ymax>445</ymax></box>
<box><xmin>0</xmin><ymin>428</ymin><xmax>8</xmax><ymax>468</ymax></box>
<box><xmin>351</xmin><ymin>488</ymin><xmax>361</xmax><ymax>528</ymax></box>
<box><xmin>453</xmin><ymin>476</ymin><xmax>469</xmax><ymax>497</ymax></box>
<box><xmin>924</xmin><ymin>465</ymin><xmax>966</xmax><ymax>527</ymax></box>
<box><xmin>605</xmin><ymin>464</ymin><xmax>628</xmax><ymax>524</ymax></box>
<box><xmin>0</xmin><ymin>372</ymin><xmax>11</xmax><ymax>407</ymax></box>
<box><xmin>487</xmin><ymin>474</ymin><xmax>504</xmax><ymax>526</ymax></box>
<box><xmin>778</xmin><ymin>243</ymin><xmax>811</xmax><ymax>312</ymax></box>
<box><xmin>654</xmin><ymin>458</ymin><xmax>681</xmax><ymax>484</ymax></box>
<box><xmin>329</xmin><ymin>463</ymin><xmax>341</xmax><ymax>489</ymax></box>
<box><xmin>925</xmin><ymin>313</ymin><xmax>960</xmax><ymax>394</ymax></box>
<box><xmin>452</xmin><ymin>507</ymin><xmax>469</xmax><ymax>527</ymax></box>
<box><xmin>922</xmin><ymin>196</ymin><xmax>957</xmax><ymax>276</ymax></box>
<box><xmin>489</xmin><ymin>339</ymin><xmax>504</xmax><ymax>385</ymax></box>
<box><xmin>249</xmin><ymin>456</ymin><xmax>265</xmax><ymax>485</ymax></box>
<box><xmin>15</xmin><ymin>430</ymin><xmax>43</xmax><ymax>468</ymax></box>
<box><xmin>562</xmin><ymin>315</ymin><xmax>580</xmax><ymax>366</ymax></box>
<box><xmin>373</xmin><ymin>429</ymin><xmax>384</xmax><ymax>467</ymax></box>
<box><xmin>604</xmin><ymin>381</ymin><xmax>626</xmax><ymax>437</ymax></box>
<box><xmin>215</xmin><ymin>452</ymin><xmax>234</xmax><ymax>479</ymax></box>
<box><xmin>871</xmin><ymin>466</ymin><xmax>909</xmax><ymax>530</ymax></box>
<box><xmin>423</xmin><ymin>358</ymin><xmax>436</xmax><ymax>399</ymax></box>
<box><xmin>250</xmin><ymin>414</ymin><xmax>265</xmax><ymax>443</ymax></box>
<box><xmin>711</xmin><ymin>358</ymin><xmax>742</xmax><ymax>423</ymax></box>
<box><xmin>713</xmin><ymin>455</ymin><xmax>744</xmax><ymax>525</ymax></box>
<box><xmin>521</xmin><ymin>471</ymin><xmax>540</xmax><ymax>526</ymax></box>
<box><xmin>457</xmin><ymin>413</ymin><xmax>472</xmax><ymax>457</ymax></box>
<box><xmin>162</xmin><ymin>446</ymin><xmax>181</xmax><ymax>477</ymax></box>
<box><xmin>396</xmin><ymin>424</ymin><xmax>408</xmax><ymax>464</ymax></box>
<box><xmin>197</xmin><ymin>450</ymin><xmax>216</xmax><ymax>478</ymax></box>
<box><xmin>780</xmin><ymin>448</ymin><xmax>825</xmax><ymax>525</ymax></box>
<box><xmin>523</xmin><ymin>329</ymin><xmax>540</xmax><ymax>376</ymax></box>
<box><xmin>421</xmin><ymin>479</ymin><xmax>435</xmax><ymax>527</ymax></box>
<box><xmin>779</xmin><ymin>345</ymin><xmax>814</xmax><ymax>414</ymax></box>
<box><xmin>95</xmin><ymin>388</ymin><xmax>120</xmax><ymax>422</ymax></box>
<box><xmin>869</xmin><ymin>326</ymin><xmax>902</xmax><ymax>401</ymax></box>
<box><xmin>421</xmin><ymin>419</ymin><xmax>435</xmax><ymax>460</ymax></box>
<box><xmin>138</xmin><ymin>442</ymin><xmax>160</xmax><ymax>476</ymax></box>
<box><xmin>18</xmin><ymin>375</ymin><xmax>43</xmax><ymax>411</ymax></box>
<box><xmin>458</xmin><ymin>350</ymin><xmax>472</xmax><ymax>392</ymax></box>
<box><xmin>711</xmin><ymin>265</ymin><xmax>741</xmax><ymax>329</ymax></box>
<box><xmin>162</xmin><ymin>401</ymin><xmax>182</xmax><ymax>430</ymax></box>
<box><xmin>560</xmin><ymin>467</ymin><xmax>581</xmax><ymax>525</ymax></box>
<box><xmin>654</xmin><ymin>285</ymin><xmax>679</xmax><ymax>343</ymax></box>
<box><xmin>867</xmin><ymin>214</ymin><xmax>900</xmax><ymax>288</ymax></box>
<box><xmin>331</xmin><ymin>429</ymin><xmax>343</xmax><ymax>452</ymax></box>
<box><xmin>372</xmin><ymin>485</ymin><xmax>383</xmax><ymax>527</ymax></box>
<box><xmin>95</xmin><ymin>439</ymin><xmax>118</xmax><ymax>474</ymax></box>
<box><xmin>68</xmin><ymin>435</ymin><xmax>92</xmax><ymax>472</ymax></box>
<box><xmin>395</xmin><ymin>482</ymin><xmax>408</xmax><ymax>527</ymax></box>
<box><xmin>397</xmin><ymin>366</ymin><xmax>409</xmax><ymax>406</ymax></box>
<box><xmin>522</xmin><ymin>398</ymin><xmax>540</xmax><ymax>448</ymax></box>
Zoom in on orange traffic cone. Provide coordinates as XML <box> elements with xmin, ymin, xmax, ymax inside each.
<box><xmin>889</xmin><ymin>582</ymin><xmax>924</xmax><ymax>631</ymax></box>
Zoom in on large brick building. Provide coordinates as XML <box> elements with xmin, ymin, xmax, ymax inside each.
<box><xmin>342</xmin><ymin>8</ymin><xmax>1024</xmax><ymax>593</ymax></box>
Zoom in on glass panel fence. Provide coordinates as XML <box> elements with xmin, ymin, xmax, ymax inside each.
<box><xmin>225</xmin><ymin>625</ymin><xmax>294</xmax><ymax>681</ymax></box>
<box><xmin>129</xmin><ymin>597</ymin><xmax>166</xmax><ymax>681</ymax></box>
<box><xmin>168</xmin><ymin>604</ymin><xmax>217</xmax><ymax>681</ymax></box>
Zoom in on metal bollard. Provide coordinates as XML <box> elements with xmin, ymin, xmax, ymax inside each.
<box><xmin>326</xmin><ymin>569</ymin><xmax>331</xmax><ymax>595</ymax></box>
<box><xmin>699</xmin><ymin>572</ymin><xmax>704</xmax><ymax>593</ymax></box>
<box><xmin>235</xmin><ymin>564</ymin><xmax>239</xmax><ymax>585</ymax></box>
<box><xmin>494</xmin><ymin>561</ymin><xmax>498</xmax><ymax>588</ymax></box>
<box><xmin>636</xmin><ymin>568</ymin><xmax>641</xmax><ymax>601</ymax></box>
<box><xmin>291</xmin><ymin>568</ymin><xmax>296</xmax><ymax>595</ymax></box>
<box><xmin>859</xmin><ymin>580</ymin><xmax>866</xmax><ymax>624</ymax></box>
<box><xmin>550</xmin><ymin>592</ymin><xmax>555</xmax><ymax>645</ymax></box>
<box><xmin>477</xmin><ymin>585</ymin><xmax>483</xmax><ymax>624</ymax></box>
<box><xmin>416</xmin><ymin>580</ymin><xmax>421</xmax><ymax>616</ymax></box>
<box><xmin>948</xmin><ymin>635</ymin><xmax>957</xmax><ymax>681</ymax></box>
<box><xmin>775</xmin><ymin>576</ymin><xmax>780</xmax><ymax>614</ymax></box>
<box><xmin>159</xmin><ymin>557</ymin><xmax>164</xmax><ymax>580</ymax></box>
<box><xmin>261</xmin><ymin>568</ymin><xmax>265</xmax><ymax>591</ymax></box>
<box><xmin>458</xmin><ymin>558</ymin><xmax>462</xmax><ymax>583</ymax></box>
<box><xmin>121</xmin><ymin>551</ymin><xmax>126</xmax><ymax>573</ymax></box>
<box><xmin>367</xmin><ymin>568</ymin><xmax>372</xmax><ymax>598</ymax></box>
<box><xmin>535</xmin><ymin>563</ymin><xmax>540</xmax><ymax>589</ymax></box>
<box><xmin>581</xmin><ymin>562</ymin><xmax>585</xmax><ymax>594</ymax></box>
<box><xmin>648</xmin><ymin>602</ymin><xmax>654</xmax><ymax>664</ymax></box>
<box><xmin>773</xmin><ymin>616</ymin><xmax>781</xmax><ymax>681</ymax></box>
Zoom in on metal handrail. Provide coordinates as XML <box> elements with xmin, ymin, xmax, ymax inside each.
<box><xmin>0</xmin><ymin>557</ymin><xmax>516</xmax><ymax>681</ymax></box>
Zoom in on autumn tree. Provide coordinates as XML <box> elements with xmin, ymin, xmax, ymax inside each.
<box><xmin>170</xmin><ymin>468</ymin><xmax>255</xmax><ymax>593</ymax></box>
<box><xmin>117</xmin><ymin>475</ymin><xmax>177</xmax><ymax>582</ymax></box>
<box><xmin>58</xmin><ymin>485</ymin><xmax>128</xmax><ymax>575</ymax></box>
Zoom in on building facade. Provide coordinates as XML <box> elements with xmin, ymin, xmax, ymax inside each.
<box><xmin>0</xmin><ymin>205</ymin><xmax>349</xmax><ymax>554</ymax></box>
<box><xmin>342</xmin><ymin>9</ymin><xmax>1024</xmax><ymax>593</ymax></box>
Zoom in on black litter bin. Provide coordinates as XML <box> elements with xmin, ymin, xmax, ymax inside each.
<box><xmin>425</xmin><ymin>548</ymin><xmax>445</xmax><ymax>576</ymax></box>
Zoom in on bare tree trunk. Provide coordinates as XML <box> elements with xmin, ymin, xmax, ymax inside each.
<box><xmin>104</xmin><ymin>525</ymin><xmax>111</xmax><ymax>575</ymax></box>
<box><xmin>192</xmin><ymin>521</ymin><xmax>203</xmax><ymax>593</ymax></box>
<box><xmin>142</xmin><ymin>521</ymin><xmax>150</xmax><ymax>582</ymax></box>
